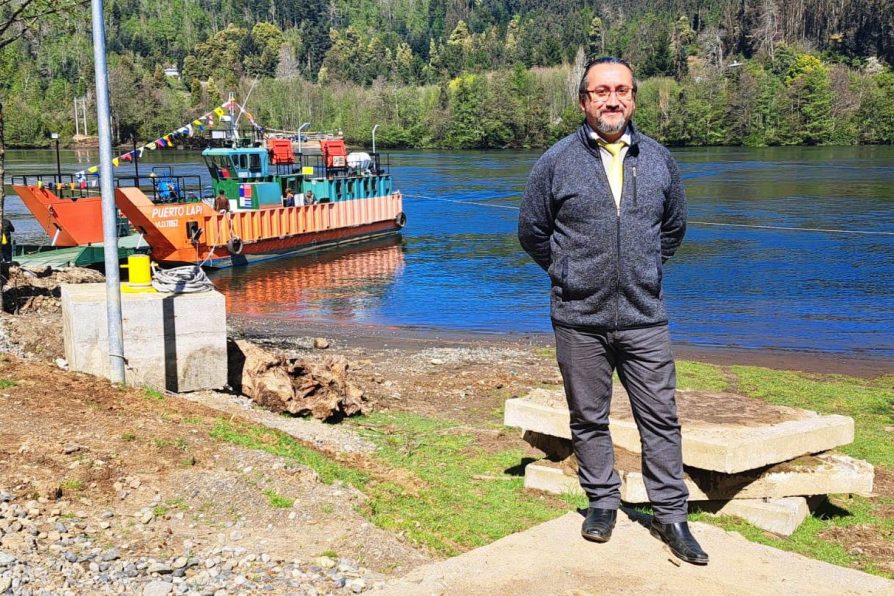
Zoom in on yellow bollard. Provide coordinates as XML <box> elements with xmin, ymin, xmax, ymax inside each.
<box><xmin>121</xmin><ymin>254</ymin><xmax>156</xmax><ymax>293</ymax></box>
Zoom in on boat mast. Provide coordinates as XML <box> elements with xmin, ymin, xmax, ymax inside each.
<box><xmin>228</xmin><ymin>92</ymin><xmax>238</xmax><ymax>148</ymax></box>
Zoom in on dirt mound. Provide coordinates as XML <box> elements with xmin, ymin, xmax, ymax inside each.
<box><xmin>2</xmin><ymin>265</ymin><xmax>104</xmax><ymax>314</ymax></box>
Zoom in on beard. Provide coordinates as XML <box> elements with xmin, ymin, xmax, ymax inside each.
<box><xmin>595</xmin><ymin>113</ymin><xmax>627</xmax><ymax>135</ymax></box>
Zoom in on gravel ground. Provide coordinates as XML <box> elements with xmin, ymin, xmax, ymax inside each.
<box><xmin>0</xmin><ymin>491</ymin><xmax>382</xmax><ymax>595</ymax></box>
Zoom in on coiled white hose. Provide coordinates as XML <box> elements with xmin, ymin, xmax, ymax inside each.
<box><xmin>151</xmin><ymin>265</ymin><xmax>215</xmax><ymax>293</ymax></box>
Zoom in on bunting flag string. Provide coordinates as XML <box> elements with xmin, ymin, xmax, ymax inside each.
<box><xmin>74</xmin><ymin>99</ymin><xmax>256</xmax><ymax>178</ymax></box>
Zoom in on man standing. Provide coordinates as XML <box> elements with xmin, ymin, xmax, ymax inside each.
<box><xmin>214</xmin><ymin>190</ymin><xmax>231</xmax><ymax>213</ymax></box>
<box><xmin>1</xmin><ymin>218</ymin><xmax>14</xmax><ymax>263</ymax></box>
<box><xmin>518</xmin><ymin>57</ymin><xmax>708</xmax><ymax>565</ymax></box>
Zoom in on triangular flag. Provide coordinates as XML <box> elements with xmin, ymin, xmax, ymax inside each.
<box><xmin>87</xmin><ymin>166</ymin><xmax>98</xmax><ymax>174</ymax></box>
<box><xmin>121</xmin><ymin>152</ymin><xmax>133</xmax><ymax>162</ymax></box>
<box><xmin>165</xmin><ymin>135</ymin><xmax>173</xmax><ymax>144</ymax></box>
<box><xmin>112</xmin><ymin>158</ymin><xmax>120</xmax><ymax>167</ymax></box>
<box><xmin>186</xmin><ymin>124</ymin><xmax>194</xmax><ymax>137</ymax></box>
<box><xmin>214</xmin><ymin>106</ymin><xmax>225</xmax><ymax>117</ymax></box>
<box><xmin>137</xmin><ymin>147</ymin><xmax>145</xmax><ymax>158</ymax></box>
<box><xmin>157</xmin><ymin>138</ymin><xmax>167</xmax><ymax>148</ymax></box>
<box><xmin>147</xmin><ymin>142</ymin><xmax>157</xmax><ymax>150</ymax></box>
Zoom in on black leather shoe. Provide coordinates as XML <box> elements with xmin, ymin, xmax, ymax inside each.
<box><xmin>650</xmin><ymin>520</ymin><xmax>709</xmax><ymax>565</ymax></box>
<box><xmin>581</xmin><ymin>507</ymin><xmax>617</xmax><ymax>543</ymax></box>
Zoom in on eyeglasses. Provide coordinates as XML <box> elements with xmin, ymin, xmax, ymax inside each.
<box><xmin>583</xmin><ymin>86</ymin><xmax>634</xmax><ymax>102</ymax></box>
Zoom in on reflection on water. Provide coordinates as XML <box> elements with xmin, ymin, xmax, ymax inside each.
<box><xmin>210</xmin><ymin>238</ymin><xmax>405</xmax><ymax>323</ymax></box>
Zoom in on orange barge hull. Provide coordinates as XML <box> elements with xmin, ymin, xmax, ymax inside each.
<box><xmin>11</xmin><ymin>185</ymin><xmax>105</xmax><ymax>246</ymax></box>
<box><xmin>114</xmin><ymin>187</ymin><xmax>404</xmax><ymax>268</ymax></box>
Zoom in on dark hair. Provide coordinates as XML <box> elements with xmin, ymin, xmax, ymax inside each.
<box><xmin>578</xmin><ymin>56</ymin><xmax>638</xmax><ymax>97</ymax></box>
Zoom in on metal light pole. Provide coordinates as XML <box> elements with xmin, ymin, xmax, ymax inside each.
<box><xmin>297</xmin><ymin>122</ymin><xmax>310</xmax><ymax>155</ymax></box>
<box><xmin>51</xmin><ymin>133</ymin><xmax>61</xmax><ymax>184</ymax></box>
<box><xmin>91</xmin><ymin>0</ymin><xmax>126</xmax><ymax>384</ymax></box>
<box><xmin>372</xmin><ymin>124</ymin><xmax>379</xmax><ymax>154</ymax></box>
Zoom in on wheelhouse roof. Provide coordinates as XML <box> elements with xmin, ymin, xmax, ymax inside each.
<box><xmin>201</xmin><ymin>147</ymin><xmax>267</xmax><ymax>157</ymax></box>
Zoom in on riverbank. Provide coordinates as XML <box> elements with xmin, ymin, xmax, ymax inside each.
<box><xmin>0</xmin><ymin>288</ymin><xmax>891</xmax><ymax>590</ymax></box>
<box><xmin>229</xmin><ymin>316</ymin><xmax>894</xmax><ymax>379</ymax></box>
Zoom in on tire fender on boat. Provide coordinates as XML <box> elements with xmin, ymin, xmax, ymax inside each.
<box><xmin>394</xmin><ymin>212</ymin><xmax>407</xmax><ymax>228</ymax></box>
<box><xmin>227</xmin><ymin>237</ymin><xmax>244</xmax><ymax>255</ymax></box>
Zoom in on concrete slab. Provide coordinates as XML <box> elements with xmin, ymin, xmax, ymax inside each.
<box><xmin>526</xmin><ymin>464</ymin><xmax>820</xmax><ymax>534</ymax></box>
<box><xmin>505</xmin><ymin>388</ymin><xmax>854</xmax><ymax>473</ymax></box>
<box><xmin>523</xmin><ymin>443</ymin><xmax>874</xmax><ymax>502</ymax></box>
<box><xmin>376</xmin><ymin>513</ymin><xmax>894</xmax><ymax>595</ymax></box>
<box><xmin>62</xmin><ymin>283</ymin><xmax>227</xmax><ymax>392</ymax></box>
<box><xmin>702</xmin><ymin>497</ymin><xmax>810</xmax><ymax>537</ymax></box>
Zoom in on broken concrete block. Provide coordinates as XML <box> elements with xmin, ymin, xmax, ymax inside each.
<box><xmin>505</xmin><ymin>388</ymin><xmax>854</xmax><ymax>473</ymax></box>
<box><xmin>523</xmin><ymin>462</ymin><xmax>810</xmax><ymax>535</ymax></box>
<box><xmin>521</xmin><ymin>432</ymin><xmax>873</xmax><ymax>501</ymax></box>
<box><xmin>702</xmin><ymin>497</ymin><xmax>810</xmax><ymax>537</ymax></box>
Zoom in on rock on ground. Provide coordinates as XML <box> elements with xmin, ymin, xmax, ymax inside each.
<box><xmin>228</xmin><ymin>339</ymin><xmax>365</xmax><ymax>420</ymax></box>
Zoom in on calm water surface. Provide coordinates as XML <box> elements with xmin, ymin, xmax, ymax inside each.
<box><xmin>6</xmin><ymin>145</ymin><xmax>894</xmax><ymax>357</ymax></box>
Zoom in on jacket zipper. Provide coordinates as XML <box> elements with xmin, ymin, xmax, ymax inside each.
<box><xmin>614</xmin><ymin>162</ymin><xmax>630</xmax><ymax>329</ymax></box>
<box><xmin>614</xmin><ymin>209</ymin><xmax>621</xmax><ymax>329</ymax></box>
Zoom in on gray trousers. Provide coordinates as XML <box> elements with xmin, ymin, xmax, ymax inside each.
<box><xmin>553</xmin><ymin>324</ymin><xmax>689</xmax><ymax>523</ymax></box>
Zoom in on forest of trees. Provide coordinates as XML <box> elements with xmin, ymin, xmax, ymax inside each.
<box><xmin>2</xmin><ymin>0</ymin><xmax>893</xmax><ymax>148</ymax></box>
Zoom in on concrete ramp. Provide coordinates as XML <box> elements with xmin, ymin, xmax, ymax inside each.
<box><xmin>376</xmin><ymin>513</ymin><xmax>894</xmax><ymax>595</ymax></box>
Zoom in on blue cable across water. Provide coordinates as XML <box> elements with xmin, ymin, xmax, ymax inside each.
<box><xmin>402</xmin><ymin>193</ymin><xmax>894</xmax><ymax>237</ymax></box>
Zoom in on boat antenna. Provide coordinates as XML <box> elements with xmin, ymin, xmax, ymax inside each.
<box><xmin>232</xmin><ymin>77</ymin><xmax>259</xmax><ymax>130</ymax></box>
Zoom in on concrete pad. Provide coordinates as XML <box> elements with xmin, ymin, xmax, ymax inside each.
<box><xmin>376</xmin><ymin>513</ymin><xmax>894</xmax><ymax>595</ymax></box>
<box><xmin>702</xmin><ymin>497</ymin><xmax>810</xmax><ymax>537</ymax></box>
<box><xmin>505</xmin><ymin>388</ymin><xmax>854</xmax><ymax>473</ymax></box>
<box><xmin>62</xmin><ymin>283</ymin><xmax>227</xmax><ymax>392</ymax></box>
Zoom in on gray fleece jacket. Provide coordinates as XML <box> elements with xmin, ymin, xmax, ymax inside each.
<box><xmin>518</xmin><ymin>123</ymin><xmax>686</xmax><ymax>330</ymax></box>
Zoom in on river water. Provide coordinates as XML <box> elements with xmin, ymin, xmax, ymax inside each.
<box><xmin>5</xmin><ymin>146</ymin><xmax>894</xmax><ymax>358</ymax></box>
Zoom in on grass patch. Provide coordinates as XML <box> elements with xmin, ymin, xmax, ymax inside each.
<box><xmin>60</xmin><ymin>479</ymin><xmax>83</xmax><ymax>491</ymax></box>
<box><xmin>676</xmin><ymin>360</ymin><xmax>732</xmax><ymax>392</ymax></box>
<box><xmin>153</xmin><ymin>505</ymin><xmax>169</xmax><ymax>517</ymax></box>
<box><xmin>0</xmin><ymin>379</ymin><xmax>17</xmax><ymax>389</ymax></box>
<box><xmin>210</xmin><ymin>419</ymin><xmax>369</xmax><ymax>488</ymax></box>
<box><xmin>349</xmin><ymin>412</ymin><xmax>564</xmax><ymax>556</ymax></box>
<box><xmin>120</xmin><ymin>432</ymin><xmax>137</xmax><ymax>442</ymax></box>
<box><xmin>534</xmin><ymin>347</ymin><xmax>556</xmax><ymax>359</ymax></box>
<box><xmin>263</xmin><ymin>489</ymin><xmax>295</xmax><ymax>509</ymax></box>
<box><xmin>143</xmin><ymin>388</ymin><xmax>165</xmax><ymax>401</ymax></box>
<box><xmin>151</xmin><ymin>437</ymin><xmax>190</xmax><ymax>452</ymax></box>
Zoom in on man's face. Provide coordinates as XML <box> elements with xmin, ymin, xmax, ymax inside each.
<box><xmin>579</xmin><ymin>63</ymin><xmax>636</xmax><ymax>139</ymax></box>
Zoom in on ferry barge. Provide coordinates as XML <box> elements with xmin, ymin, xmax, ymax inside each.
<box><xmin>10</xmin><ymin>138</ymin><xmax>405</xmax><ymax>269</ymax></box>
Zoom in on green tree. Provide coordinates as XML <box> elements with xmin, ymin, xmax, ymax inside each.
<box><xmin>784</xmin><ymin>54</ymin><xmax>834</xmax><ymax>144</ymax></box>
<box><xmin>445</xmin><ymin>73</ymin><xmax>486</xmax><ymax>148</ymax></box>
<box><xmin>244</xmin><ymin>22</ymin><xmax>284</xmax><ymax>77</ymax></box>
<box><xmin>857</xmin><ymin>72</ymin><xmax>894</xmax><ymax>143</ymax></box>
